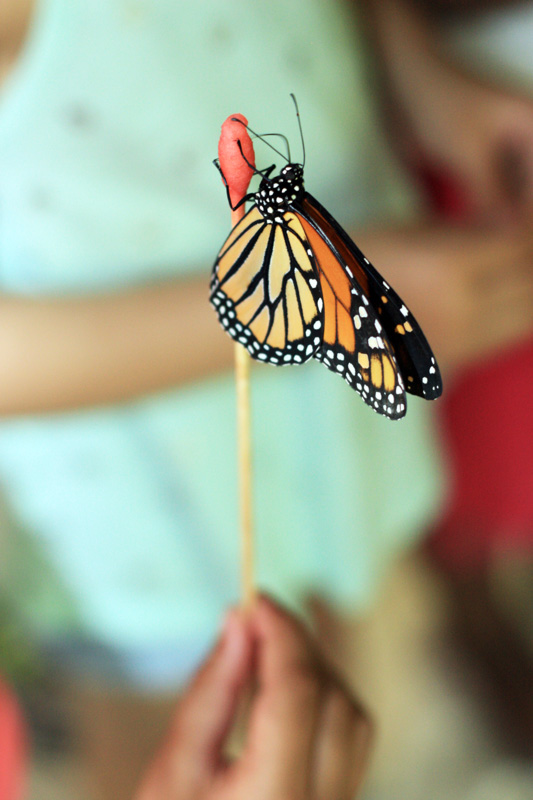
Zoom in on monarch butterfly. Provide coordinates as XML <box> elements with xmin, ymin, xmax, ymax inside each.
<box><xmin>211</xmin><ymin>100</ymin><xmax>442</xmax><ymax>420</ymax></box>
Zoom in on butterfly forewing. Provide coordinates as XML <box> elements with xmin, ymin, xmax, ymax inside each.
<box><xmin>211</xmin><ymin>210</ymin><xmax>324</xmax><ymax>365</ymax></box>
<box><xmin>299</xmin><ymin>194</ymin><xmax>442</xmax><ymax>400</ymax></box>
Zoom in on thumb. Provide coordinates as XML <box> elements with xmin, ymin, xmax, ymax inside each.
<box><xmin>135</xmin><ymin>610</ymin><xmax>251</xmax><ymax>800</ymax></box>
<box><xmin>173</xmin><ymin>610</ymin><xmax>251</xmax><ymax>760</ymax></box>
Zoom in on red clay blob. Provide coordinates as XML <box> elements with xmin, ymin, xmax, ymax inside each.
<box><xmin>218</xmin><ymin>114</ymin><xmax>255</xmax><ymax>208</ymax></box>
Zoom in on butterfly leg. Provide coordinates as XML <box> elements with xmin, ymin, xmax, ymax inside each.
<box><xmin>234</xmin><ymin>140</ymin><xmax>276</xmax><ymax>180</ymax></box>
<box><xmin>213</xmin><ymin>159</ymin><xmax>255</xmax><ymax>212</ymax></box>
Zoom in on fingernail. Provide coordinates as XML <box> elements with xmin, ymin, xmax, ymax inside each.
<box><xmin>220</xmin><ymin>609</ymin><xmax>246</xmax><ymax>664</ymax></box>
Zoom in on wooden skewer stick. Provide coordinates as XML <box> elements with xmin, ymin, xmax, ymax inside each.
<box><xmin>219</xmin><ymin>113</ymin><xmax>257</xmax><ymax>611</ymax></box>
<box><xmin>235</xmin><ymin>344</ymin><xmax>254</xmax><ymax>610</ymax></box>
<box><xmin>231</xmin><ymin>206</ymin><xmax>255</xmax><ymax>611</ymax></box>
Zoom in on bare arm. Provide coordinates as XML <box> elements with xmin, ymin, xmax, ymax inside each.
<box><xmin>0</xmin><ymin>0</ymin><xmax>33</xmax><ymax>82</ymax></box>
<box><xmin>0</xmin><ymin>1</ymin><xmax>233</xmax><ymax>415</ymax></box>
<box><xmin>353</xmin><ymin>221</ymin><xmax>533</xmax><ymax>375</ymax></box>
<box><xmin>0</xmin><ymin>278</ymin><xmax>233</xmax><ymax>415</ymax></box>
<box><xmin>136</xmin><ymin>596</ymin><xmax>371</xmax><ymax>800</ymax></box>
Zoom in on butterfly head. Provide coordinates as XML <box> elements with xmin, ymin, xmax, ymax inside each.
<box><xmin>279</xmin><ymin>163</ymin><xmax>304</xmax><ymax>191</ymax></box>
<box><xmin>257</xmin><ymin>163</ymin><xmax>305</xmax><ymax>223</ymax></box>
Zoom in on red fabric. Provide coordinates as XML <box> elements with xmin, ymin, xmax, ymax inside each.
<box><xmin>417</xmin><ymin>163</ymin><xmax>533</xmax><ymax>568</ymax></box>
<box><xmin>433</xmin><ymin>337</ymin><xmax>533</xmax><ymax>567</ymax></box>
<box><xmin>0</xmin><ymin>680</ymin><xmax>26</xmax><ymax>800</ymax></box>
<box><xmin>415</xmin><ymin>162</ymin><xmax>475</xmax><ymax>222</ymax></box>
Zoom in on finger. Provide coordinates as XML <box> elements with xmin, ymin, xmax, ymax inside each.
<box><xmin>444</xmin><ymin>142</ymin><xmax>501</xmax><ymax>223</ymax></box>
<box><xmin>519</xmin><ymin>134</ymin><xmax>533</xmax><ymax>209</ymax></box>
<box><xmin>459</xmin><ymin>143</ymin><xmax>520</xmax><ymax>224</ymax></box>
<box><xmin>137</xmin><ymin>610</ymin><xmax>252</xmax><ymax>800</ymax></box>
<box><xmin>497</xmin><ymin>106</ymin><xmax>533</xmax><ymax>209</ymax></box>
<box><xmin>173</xmin><ymin>609</ymin><xmax>251</xmax><ymax>764</ymax></box>
<box><xmin>478</xmin><ymin>106</ymin><xmax>533</xmax><ymax>221</ymax></box>
<box><xmin>240</xmin><ymin>595</ymin><xmax>324</xmax><ymax>799</ymax></box>
<box><xmin>312</xmin><ymin>682</ymin><xmax>373</xmax><ymax>800</ymax></box>
<box><xmin>495</xmin><ymin>141</ymin><xmax>530</xmax><ymax>209</ymax></box>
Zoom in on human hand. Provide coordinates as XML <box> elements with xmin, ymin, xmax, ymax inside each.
<box><xmin>401</xmin><ymin>61</ymin><xmax>533</xmax><ymax>223</ymax></box>
<box><xmin>134</xmin><ymin>595</ymin><xmax>372</xmax><ymax>800</ymax></box>
<box><xmin>355</xmin><ymin>221</ymin><xmax>533</xmax><ymax>373</ymax></box>
<box><xmin>363</xmin><ymin>0</ymin><xmax>533</xmax><ymax>222</ymax></box>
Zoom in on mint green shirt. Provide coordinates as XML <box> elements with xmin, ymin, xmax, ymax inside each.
<box><xmin>0</xmin><ymin>0</ymin><xmax>444</xmax><ymax>684</ymax></box>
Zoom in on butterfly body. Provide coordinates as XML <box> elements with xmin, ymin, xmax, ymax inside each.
<box><xmin>254</xmin><ymin>164</ymin><xmax>306</xmax><ymax>222</ymax></box>
<box><xmin>211</xmin><ymin>159</ymin><xmax>442</xmax><ymax>419</ymax></box>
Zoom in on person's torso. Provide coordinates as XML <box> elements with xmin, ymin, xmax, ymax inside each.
<box><xmin>0</xmin><ymin>0</ymin><xmax>409</xmax><ymax>295</ymax></box>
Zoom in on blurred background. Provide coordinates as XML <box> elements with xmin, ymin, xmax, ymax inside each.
<box><xmin>0</xmin><ymin>0</ymin><xmax>532</xmax><ymax>798</ymax></box>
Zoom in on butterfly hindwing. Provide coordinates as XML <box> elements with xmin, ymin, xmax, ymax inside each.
<box><xmin>299</xmin><ymin>194</ymin><xmax>442</xmax><ymax>400</ymax></box>
<box><xmin>211</xmin><ymin>209</ymin><xmax>324</xmax><ymax>365</ymax></box>
<box><xmin>295</xmin><ymin>207</ymin><xmax>407</xmax><ymax>419</ymax></box>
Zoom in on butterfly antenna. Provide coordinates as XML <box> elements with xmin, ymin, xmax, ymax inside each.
<box><xmin>290</xmin><ymin>93</ymin><xmax>305</xmax><ymax>167</ymax></box>
<box><xmin>231</xmin><ymin>118</ymin><xmax>289</xmax><ymax>163</ymax></box>
<box><xmin>256</xmin><ymin>133</ymin><xmax>291</xmax><ymax>162</ymax></box>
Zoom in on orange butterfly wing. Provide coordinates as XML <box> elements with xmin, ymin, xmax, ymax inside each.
<box><xmin>300</xmin><ymin>195</ymin><xmax>442</xmax><ymax>400</ymax></box>
<box><xmin>295</xmin><ymin>210</ymin><xmax>407</xmax><ymax>419</ymax></box>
